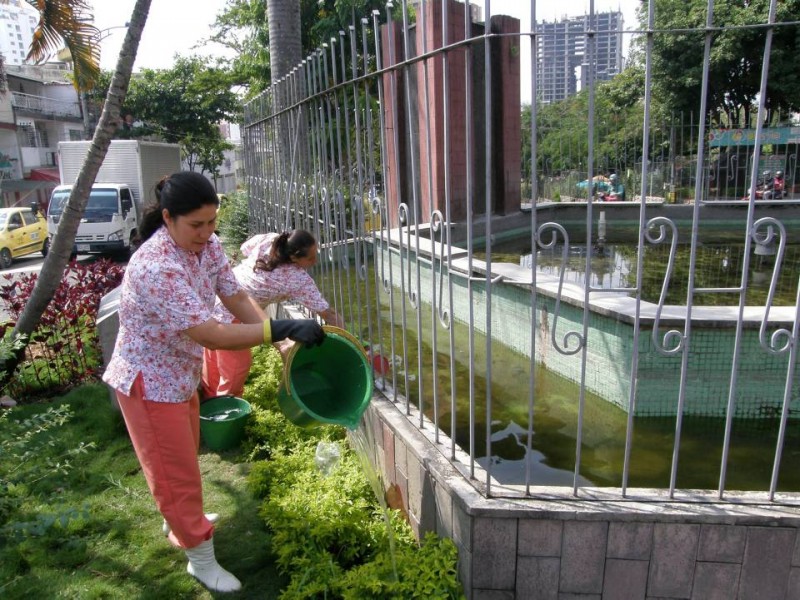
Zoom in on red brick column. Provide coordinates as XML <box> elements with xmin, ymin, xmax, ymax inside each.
<box><xmin>416</xmin><ymin>0</ymin><xmax>472</xmax><ymax>223</ymax></box>
<box><xmin>491</xmin><ymin>14</ymin><xmax>521</xmax><ymax>215</ymax></box>
<box><xmin>381</xmin><ymin>21</ymin><xmax>408</xmax><ymax>229</ymax></box>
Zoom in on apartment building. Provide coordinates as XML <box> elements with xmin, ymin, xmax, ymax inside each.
<box><xmin>536</xmin><ymin>11</ymin><xmax>624</xmax><ymax>104</ymax></box>
<box><xmin>0</xmin><ymin>0</ymin><xmax>37</xmax><ymax>67</ymax></box>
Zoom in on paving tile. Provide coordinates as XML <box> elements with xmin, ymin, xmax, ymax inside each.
<box><xmin>517</xmin><ymin>556</ymin><xmax>560</xmax><ymax>600</ymax></box>
<box><xmin>793</xmin><ymin>533</ymin><xmax>800</xmax><ymax>567</ymax></box>
<box><xmin>460</xmin><ymin>547</ymin><xmax>473</xmax><ymax>600</ymax></box>
<box><xmin>697</xmin><ymin>524</ymin><xmax>746</xmax><ymax>563</ymax></box>
<box><xmin>519</xmin><ymin>519</ymin><xmax>563</xmax><ymax>557</ymax></box>
<box><xmin>603</xmin><ymin>558</ymin><xmax>648</xmax><ymax>600</ymax></box>
<box><xmin>647</xmin><ymin>523</ymin><xmax>699</xmax><ymax>598</ymax></box>
<box><xmin>787</xmin><ymin>567</ymin><xmax>800</xmax><ymax>600</ymax></box>
<box><xmin>382</xmin><ymin>421</ymin><xmax>395</xmax><ymax>481</ymax></box>
<box><xmin>472</xmin><ymin>590</ymin><xmax>515</xmax><ymax>600</ymax></box>
<box><xmin>739</xmin><ymin>527</ymin><xmax>795</xmax><ymax>600</ymax></box>
<box><xmin>607</xmin><ymin>522</ymin><xmax>653</xmax><ymax>561</ymax></box>
<box><xmin>472</xmin><ymin>517</ymin><xmax>518</xmax><ymax>590</ymax></box>
<box><xmin>434</xmin><ymin>477</ymin><xmax>453</xmax><ymax>538</ymax></box>
<box><xmin>560</xmin><ymin>521</ymin><xmax>608</xmax><ymax>594</ymax></box>
<box><xmin>691</xmin><ymin>562</ymin><xmax>740</xmax><ymax>600</ymax></box>
<box><xmin>453</xmin><ymin>500</ymin><xmax>472</xmax><ymax>551</ymax></box>
<box><xmin>394</xmin><ymin>434</ymin><xmax>408</xmax><ymax>477</ymax></box>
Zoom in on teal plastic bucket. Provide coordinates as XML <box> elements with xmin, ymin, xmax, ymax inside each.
<box><xmin>277</xmin><ymin>326</ymin><xmax>373</xmax><ymax>429</ymax></box>
<box><xmin>199</xmin><ymin>396</ymin><xmax>252</xmax><ymax>451</ymax></box>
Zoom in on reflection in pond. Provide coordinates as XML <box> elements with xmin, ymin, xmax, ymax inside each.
<box><xmin>476</xmin><ymin>241</ymin><xmax>800</xmax><ymax>306</ymax></box>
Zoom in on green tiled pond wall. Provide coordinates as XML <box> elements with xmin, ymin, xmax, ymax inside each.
<box><xmin>380</xmin><ymin>244</ymin><xmax>800</xmax><ymax>418</ymax></box>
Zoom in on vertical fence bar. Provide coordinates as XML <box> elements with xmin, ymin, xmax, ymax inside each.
<box><xmin>525</xmin><ymin>0</ymin><xmax>539</xmax><ymax>495</ymax></box>
<box><xmin>482</xmin><ymin>0</ymin><xmax>495</xmax><ymax>494</ymax></box>
<box><xmin>621</xmin><ymin>0</ymin><xmax>655</xmax><ymax>496</ymax></box>
<box><xmin>670</xmin><ymin>0</ymin><xmax>716</xmax><ymax>498</ymax></box>
<box><xmin>441</xmin><ymin>0</ymin><xmax>457</xmax><ymax>456</ymax></box>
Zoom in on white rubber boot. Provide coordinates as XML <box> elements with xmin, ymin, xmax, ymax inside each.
<box><xmin>162</xmin><ymin>512</ymin><xmax>219</xmax><ymax>536</ymax></box>
<box><xmin>185</xmin><ymin>538</ymin><xmax>241</xmax><ymax>592</ymax></box>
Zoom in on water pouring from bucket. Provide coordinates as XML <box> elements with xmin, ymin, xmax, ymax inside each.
<box><xmin>277</xmin><ymin>326</ymin><xmax>374</xmax><ymax>429</ymax></box>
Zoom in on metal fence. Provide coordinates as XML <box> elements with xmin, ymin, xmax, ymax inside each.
<box><xmin>242</xmin><ymin>0</ymin><xmax>799</xmax><ymax>506</ymax></box>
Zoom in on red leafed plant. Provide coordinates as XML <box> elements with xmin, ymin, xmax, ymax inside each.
<box><xmin>0</xmin><ymin>259</ymin><xmax>125</xmax><ymax>400</ymax></box>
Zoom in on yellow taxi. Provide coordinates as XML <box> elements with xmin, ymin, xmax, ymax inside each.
<box><xmin>0</xmin><ymin>206</ymin><xmax>49</xmax><ymax>269</ymax></box>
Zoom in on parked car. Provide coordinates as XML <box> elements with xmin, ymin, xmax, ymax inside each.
<box><xmin>0</xmin><ymin>206</ymin><xmax>49</xmax><ymax>269</ymax></box>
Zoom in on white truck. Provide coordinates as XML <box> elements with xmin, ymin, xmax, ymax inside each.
<box><xmin>47</xmin><ymin>140</ymin><xmax>182</xmax><ymax>256</ymax></box>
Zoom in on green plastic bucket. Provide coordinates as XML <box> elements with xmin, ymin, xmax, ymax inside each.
<box><xmin>199</xmin><ymin>396</ymin><xmax>252</xmax><ymax>451</ymax></box>
<box><xmin>277</xmin><ymin>326</ymin><xmax>373</xmax><ymax>429</ymax></box>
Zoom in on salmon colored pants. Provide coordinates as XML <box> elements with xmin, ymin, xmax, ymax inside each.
<box><xmin>116</xmin><ymin>374</ymin><xmax>214</xmax><ymax>549</ymax></box>
<box><xmin>201</xmin><ymin>347</ymin><xmax>252</xmax><ymax>399</ymax></box>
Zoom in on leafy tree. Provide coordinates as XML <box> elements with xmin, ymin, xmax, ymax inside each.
<box><xmin>648</xmin><ymin>0</ymin><xmax>800</xmax><ymax>126</ymax></box>
<box><xmin>210</xmin><ymin>0</ymin><xmax>392</xmax><ymax>97</ymax></box>
<box><xmin>208</xmin><ymin>0</ymin><xmax>271</xmax><ymax>96</ymax></box>
<box><xmin>122</xmin><ymin>56</ymin><xmax>239</xmax><ymax>143</ymax></box>
<box><xmin>3</xmin><ymin>0</ymin><xmax>151</xmax><ymax>384</ymax></box>
<box><xmin>183</xmin><ymin>132</ymin><xmax>235</xmax><ymax>182</ymax></box>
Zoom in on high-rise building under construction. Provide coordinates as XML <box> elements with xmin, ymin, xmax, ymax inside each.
<box><xmin>536</xmin><ymin>11</ymin><xmax>624</xmax><ymax>104</ymax></box>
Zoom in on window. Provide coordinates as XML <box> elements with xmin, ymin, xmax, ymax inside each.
<box><xmin>20</xmin><ymin>209</ymin><xmax>35</xmax><ymax>226</ymax></box>
<box><xmin>68</xmin><ymin>129</ymin><xmax>82</xmax><ymax>141</ymax></box>
<box><xmin>120</xmin><ymin>189</ymin><xmax>133</xmax><ymax>215</ymax></box>
<box><xmin>17</xmin><ymin>125</ymin><xmax>48</xmax><ymax>148</ymax></box>
<box><xmin>8</xmin><ymin>212</ymin><xmax>22</xmax><ymax>229</ymax></box>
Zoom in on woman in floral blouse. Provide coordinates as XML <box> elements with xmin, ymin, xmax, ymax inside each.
<box><xmin>201</xmin><ymin>229</ymin><xmax>344</xmax><ymax>399</ymax></box>
<box><xmin>102</xmin><ymin>172</ymin><xmax>324</xmax><ymax>593</ymax></box>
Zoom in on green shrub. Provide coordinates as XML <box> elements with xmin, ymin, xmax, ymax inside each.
<box><xmin>216</xmin><ymin>188</ymin><xmax>251</xmax><ymax>259</ymax></box>
<box><xmin>339</xmin><ymin>532</ymin><xmax>463</xmax><ymax>599</ymax></box>
<box><xmin>244</xmin><ymin>344</ymin><xmax>284</xmax><ymax>410</ymax></box>
<box><xmin>244</xmin><ymin>337</ymin><xmax>465</xmax><ymax>598</ymax></box>
<box><xmin>250</xmin><ymin>439</ymin><xmax>463</xmax><ymax>599</ymax></box>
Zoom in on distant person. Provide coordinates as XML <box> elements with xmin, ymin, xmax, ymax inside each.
<box><xmin>202</xmin><ymin>230</ymin><xmax>345</xmax><ymax>400</ymax></box>
<box><xmin>600</xmin><ymin>173</ymin><xmax>625</xmax><ymax>202</ymax></box>
<box><xmin>102</xmin><ymin>172</ymin><xmax>325</xmax><ymax>593</ymax></box>
<box><xmin>765</xmin><ymin>170</ymin><xmax>785</xmax><ymax>199</ymax></box>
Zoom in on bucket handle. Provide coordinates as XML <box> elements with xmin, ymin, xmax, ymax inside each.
<box><xmin>281</xmin><ymin>325</ymin><xmax>368</xmax><ymax>393</ymax></box>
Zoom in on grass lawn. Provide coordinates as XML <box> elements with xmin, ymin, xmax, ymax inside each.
<box><xmin>1</xmin><ymin>383</ymin><xmax>286</xmax><ymax>599</ymax></box>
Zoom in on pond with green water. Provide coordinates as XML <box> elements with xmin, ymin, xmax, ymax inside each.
<box><xmin>320</xmin><ymin>252</ymin><xmax>800</xmax><ymax>492</ymax></box>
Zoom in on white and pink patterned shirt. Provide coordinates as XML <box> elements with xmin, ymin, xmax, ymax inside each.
<box><xmin>103</xmin><ymin>227</ymin><xmax>241</xmax><ymax>403</ymax></box>
<box><xmin>212</xmin><ymin>233</ymin><xmax>328</xmax><ymax>324</ymax></box>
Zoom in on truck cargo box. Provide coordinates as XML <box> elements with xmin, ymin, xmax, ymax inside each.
<box><xmin>57</xmin><ymin>140</ymin><xmax>182</xmax><ymax>216</ymax></box>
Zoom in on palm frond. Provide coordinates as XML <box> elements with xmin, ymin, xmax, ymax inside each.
<box><xmin>25</xmin><ymin>0</ymin><xmax>100</xmax><ymax>90</ymax></box>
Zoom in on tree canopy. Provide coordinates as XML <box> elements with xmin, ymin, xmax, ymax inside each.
<box><xmin>85</xmin><ymin>57</ymin><xmax>240</xmax><ymax>176</ymax></box>
<box><xmin>209</xmin><ymin>0</ymin><xmax>392</xmax><ymax>97</ymax></box>
<box><xmin>647</xmin><ymin>0</ymin><xmax>800</xmax><ymax>126</ymax></box>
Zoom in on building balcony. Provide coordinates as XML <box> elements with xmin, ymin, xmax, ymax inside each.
<box><xmin>11</xmin><ymin>92</ymin><xmax>82</xmax><ymax>122</ymax></box>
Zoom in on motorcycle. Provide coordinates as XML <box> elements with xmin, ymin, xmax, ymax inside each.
<box><xmin>742</xmin><ymin>177</ymin><xmax>785</xmax><ymax>200</ymax></box>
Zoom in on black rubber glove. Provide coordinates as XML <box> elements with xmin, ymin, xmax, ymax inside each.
<box><xmin>270</xmin><ymin>319</ymin><xmax>326</xmax><ymax>348</ymax></box>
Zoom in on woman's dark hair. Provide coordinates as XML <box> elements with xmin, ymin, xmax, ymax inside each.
<box><xmin>138</xmin><ymin>171</ymin><xmax>219</xmax><ymax>241</ymax></box>
<box><xmin>255</xmin><ymin>230</ymin><xmax>317</xmax><ymax>272</ymax></box>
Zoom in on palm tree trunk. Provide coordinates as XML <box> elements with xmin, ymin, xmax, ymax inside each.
<box><xmin>1</xmin><ymin>0</ymin><xmax>153</xmax><ymax>382</ymax></box>
<box><xmin>267</xmin><ymin>0</ymin><xmax>305</xmax><ymax>188</ymax></box>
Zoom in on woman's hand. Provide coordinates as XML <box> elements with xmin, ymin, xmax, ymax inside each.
<box><xmin>270</xmin><ymin>319</ymin><xmax>326</xmax><ymax>348</ymax></box>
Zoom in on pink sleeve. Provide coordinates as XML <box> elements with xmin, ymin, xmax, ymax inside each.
<box><xmin>240</xmin><ymin>233</ymin><xmax>277</xmax><ymax>260</ymax></box>
<box><xmin>288</xmin><ymin>269</ymin><xmax>329</xmax><ymax>313</ymax></box>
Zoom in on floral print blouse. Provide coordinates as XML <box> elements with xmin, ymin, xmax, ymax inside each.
<box><xmin>103</xmin><ymin>227</ymin><xmax>241</xmax><ymax>403</ymax></box>
<box><xmin>212</xmin><ymin>233</ymin><xmax>328</xmax><ymax>324</ymax></box>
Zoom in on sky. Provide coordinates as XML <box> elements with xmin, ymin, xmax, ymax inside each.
<box><xmin>89</xmin><ymin>0</ymin><xmax>641</xmax><ymax>102</ymax></box>
<box><xmin>88</xmin><ymin>0</ymin><xmax>234</xmax><ymax>72</ymax></box>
